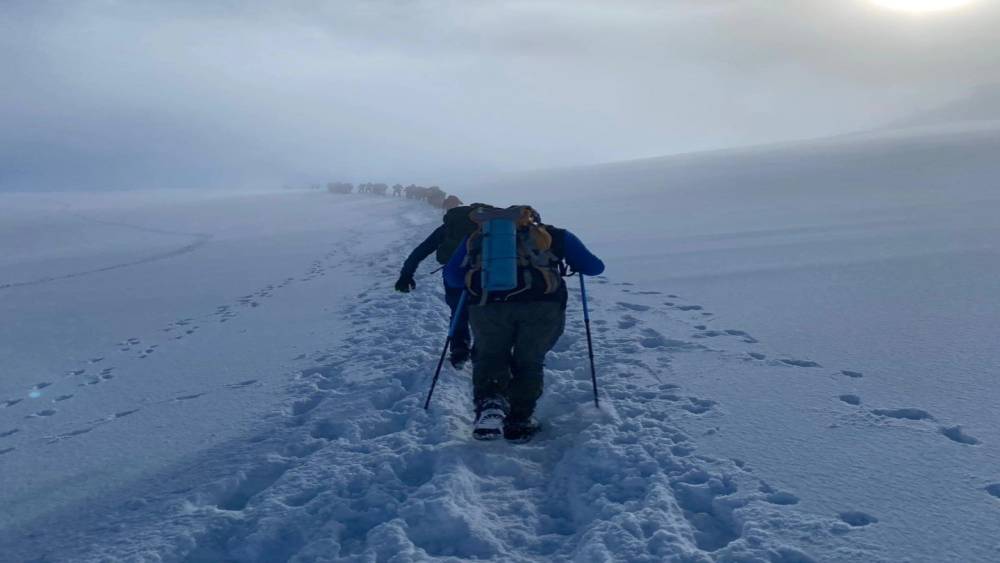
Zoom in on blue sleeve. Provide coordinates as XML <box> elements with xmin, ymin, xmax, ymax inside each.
<box><xmin>563</xmin><ymin>231</ymin><xmax>605</xmax><ymax>276</ymax></box>
<box><xmin>444</xmin><ymin>236</ymin><xmax>469</xmax><ymax>288</ymax></box>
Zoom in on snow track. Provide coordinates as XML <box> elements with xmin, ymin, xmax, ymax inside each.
<box><xmin>0</xmin><ymin>205</ymin><xmax>892</xmax><ymax>562</ymax></box>
<box><xmin>0</xmin><ymin>201</ymin><xmax>213</xmax><ymax>291</ymax></box>
<box><xmin>4</xmin><ymin>218</ymin><xmax>883</xmax><ymax>562</ymax></box>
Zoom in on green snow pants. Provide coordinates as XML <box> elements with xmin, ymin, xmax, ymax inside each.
<box><xmin>468</xmin><ymin>301</ymin><xmax>566</xmax><ymax>420</ymax></box>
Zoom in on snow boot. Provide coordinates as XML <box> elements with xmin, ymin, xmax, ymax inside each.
<box><xmin>473</xmin><ymin>397</ymin><xmax>508</xmax><ymax>441</ymax></box>
<box><xmin>449</xmin><ymin>344</ymin><xmax>471</xmax><ymax>369</ymax></box>
<box><xmin>503</xmin><ymin>417</ymin><xmax>541</xmax><ymax>444</ymax></box>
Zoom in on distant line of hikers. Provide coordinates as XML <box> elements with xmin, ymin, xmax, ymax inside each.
<box><xmin>395</xmin><ymin>203</ymin><xmax>605</xmax><ymax>442</ymax></box>
<box><xmin>327</xmin><ymin>182</ymin><xmax>462</xmax><ymax>210</ymax></box>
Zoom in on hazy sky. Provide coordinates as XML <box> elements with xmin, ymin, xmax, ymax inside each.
<box><xmin>2</xmin><ymin>0</ymin><xmax>998</xmax><ymax>191</ymax></box>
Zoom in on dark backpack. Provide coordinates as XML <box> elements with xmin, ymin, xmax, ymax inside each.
<box><xmin>435</xmin><ymin>204</ymin><xmax>495</xmax><ymax>264</ymax></box>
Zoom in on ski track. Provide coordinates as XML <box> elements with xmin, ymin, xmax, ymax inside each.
<box><xmin>0</xmin><ymin>205</ymin><xmax>215</xmax><ymax>291</ymax></box>
<box><xmin>3</xmin><ymin>208</ymin><xmax>983</xmax><ymax>562</ymax></box>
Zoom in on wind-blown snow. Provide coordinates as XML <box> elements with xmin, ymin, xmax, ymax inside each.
<box><xmin>2</xmin><ymin>122</ymin><xmax>999</xmax><ymax>562</ymax></box>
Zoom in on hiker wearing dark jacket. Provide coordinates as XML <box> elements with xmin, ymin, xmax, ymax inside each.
<box><xmin>444</xmin><ymin>206</ymin><xmax>605</xmax><ymax>441</ymax></box>
<box><xmin>396</xmin><ymin>205</ymin><xmax>495</xmax><ymax>366</ymax></box>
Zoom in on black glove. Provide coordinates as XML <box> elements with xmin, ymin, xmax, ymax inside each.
<box><xmin>395</xmin><ymin>273</ymin><xmax>416</xmax><ymax>293</ymax></box>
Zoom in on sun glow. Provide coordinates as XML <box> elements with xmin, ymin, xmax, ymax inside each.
<box><xmin>871</xmin><ymin>0</ymin><xmax>975</xmax><ymax>12</ymax></box>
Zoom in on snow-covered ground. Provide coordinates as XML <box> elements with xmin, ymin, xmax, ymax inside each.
<box><xmin>2</xmin><ymin>122</ymin><xmax>999</xmax><ymax>562</ymax></box>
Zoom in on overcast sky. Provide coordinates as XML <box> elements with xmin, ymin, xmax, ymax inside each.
<box><xmin>2</xmin><ymin>0</ymin><xmax>998</xmax><ymax>191</ymax></box>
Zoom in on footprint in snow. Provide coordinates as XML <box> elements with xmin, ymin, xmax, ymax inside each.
<box><xmin>839</xmin><ymin>511</ymin><xmax>878</xmax><ymax>527</ymax></box>
<box><xmin>174</xmin><ymin>393</ymin><xmax>205</xmax><ymax>402</ymax></box>
<box><xmin>54</xmin><ymin>394</ymin><xmax>74</xmax><ymax>402</ymax></box>
<box><xmin>225</xmin><ymin>379</ymin><xmax>260</xmax><ymax>389</ymax></box>
<box><xmin>871</xmin><ymin>408</ymin><xmax>933</xmax><ymax>421</ymax></box>
<box><xmin>2</xmin><ymin>399</ymin><xmax>24</xmax><ymax>408</ymax></box>
<box><xmin>671</xmin><ymin>444</ymin><xmax>696</xmax><ymax>456</ymax></box>
<box><xmin>838</xmin><ymin>394</ymin><xmax>862</xmax><ymax>406</ymax></box>
<box><xmin>617</xmin><ymin>302</ymin><xmax>651</xmax><ymax>312</ymax></box>
<box><xmin>639</xmin><ymin>328</ymin><xmax>669</xmax><ymax>349</ymax></box>
<box><xmin>26</xmin><ymin>409</ymin><xmax>57</xmax><ymax>418</ymax></box>
<box><xmin>51</xmin><ymin>427</ymin><xmax>96</xmax><ymax>441</ymax></box>
<box><xmin>290</xmin><ymin>393</ymin><xmax>325</xmax><ymax>416</ymax></box>
<box><xmin>638</xmin><ymin>329</ymin><xmax>694</xmax><ymax>351</ymax></box>
<box><xmin>940</xmin><ymin>426</ymin><xmax>979</xmax><ymax>445</ymax></box>
<box><xmin>0</xmin><ymin>447</ymin><xmax>14</xmax><ymax>455</ymax></box>
<box><xmin>841</xmin><ymin>370</ymin><xmax>864</xmax><ymax>378</ymax></box>
<box><xmin>31</xmin><ymin>382</ymin><xmax>52</xmax><ymax>391</ymax></box>
<box><xmin>986</xmin><ymin>484</ymin><xmax>1000</xmax><ymax>499</ymax></box>
<box><xmin>683</xmin><ymin>397</ymin><xmax>717</xmax><ymax>414</ymax></box>
<box><xmin>675</xmin><ymin>305</ymin><xmax>704</xmax><ymax>311</ymax></box>
<box><xmin>764</xmin><ymin>492</ymin><xmax>799</xmax><ymax>506</ymax></box>
<box><xmin>213</xmin><ymin>461</ymin><xmax>291</xmax><ymax>512</ymax></box>
<box><xmin>748</xmin><ymin>352</ymin><xmax>767</xmax><ymax>360</ymax></box>
<box><xmin>760</xmin><ymin>484</ymin><xmax>800</xmax><ymax>506</ymax></box>
<box><xmin>670</xmin><ymin>469</ymin><xmax>741</xmax><ymax>550</ymax></box>
<box><xmin>780</xmin><ymin>359</ymin><xmax>822</xmax><ymax>368</ymax></box>
<box><xmin>724</xmin><ymin>329</ymin><xmax>759</xmax><ymax>343</ymax></box>
<box><xmin>1</xmin><ymin>428</ymin><xmax>19</xmax><ymax>438</ymax></box>
<box><xmin>694</xmin><ymin>330</ymin><xmax>724</xmax><ymax>338</ymax></box>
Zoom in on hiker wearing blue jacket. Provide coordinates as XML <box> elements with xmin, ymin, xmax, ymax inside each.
<box><xmin>395</xmin><ymin>203</ymin><xmax>496</xmax><ymax>368</ymax></box>
<box><xmin>445</xmin><ymin>205</ymin><xmax>605</xmax><ymax>441</ymax></box>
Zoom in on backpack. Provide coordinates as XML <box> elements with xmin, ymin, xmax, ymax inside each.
<box><xmin>436</xmin><ymin>204</ymin><xmax>495</xmax><ymax>264</ymax></box>
<box><xmin>463</xmin><ymin>205</ymin><xmax>564</xmax><ymax>304</ymax></box>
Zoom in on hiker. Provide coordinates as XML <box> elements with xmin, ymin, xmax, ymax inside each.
<box><xmin>444</xmin><ymin>205</ymin><xmax>605</xmax><ymax>442</ymax></box>
<box><xmin>395</xmin><ymin>203</ymin><xmax>496</xmax><ymax>367</ymax></box>
<box><xmin>426</xmin><ymin>186</ymin><xmax>447</xmax><ymax>208</ymax></box>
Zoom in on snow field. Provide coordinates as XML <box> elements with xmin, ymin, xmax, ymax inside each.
<box><xmin>4</xmin><ymin>121</ymin><xmax>1000</xmax><ymax>561</ymax></box>
<box><xmin>8</xmin><ymin>216</ymin><xmax>884</xmax><ymax>562</ymax></box>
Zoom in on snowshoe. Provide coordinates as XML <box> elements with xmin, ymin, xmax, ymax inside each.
<box><xmin>504</xmin><ymin>417</ymin><xmax>541</xmax><ymax>444</ymax></box>
<box><xmin>473</xmin><ymin>397</ymin><xmax>508</xmax><ymax>441</ymax></box>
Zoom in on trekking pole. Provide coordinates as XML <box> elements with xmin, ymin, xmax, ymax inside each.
<box><xmin>579</xmin><ymin>275</ymin><xmax>600</xmax><ymax>408</ymax></box>
<box><xmin>424</xmin><ymin>290</ymin><xmax>469</xmax><ymax>410</ymax></box>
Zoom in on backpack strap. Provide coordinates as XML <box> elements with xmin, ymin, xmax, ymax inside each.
<box><xmin>518</xmin><ymin>226</ymin><xmax>562</xmax><ymax>295</ymax></box>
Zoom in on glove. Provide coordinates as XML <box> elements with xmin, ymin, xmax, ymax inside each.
<box><xmin>395</xmin><ymin>273</ymin><xmax>416</xmax><ymax>293</ymax></box>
